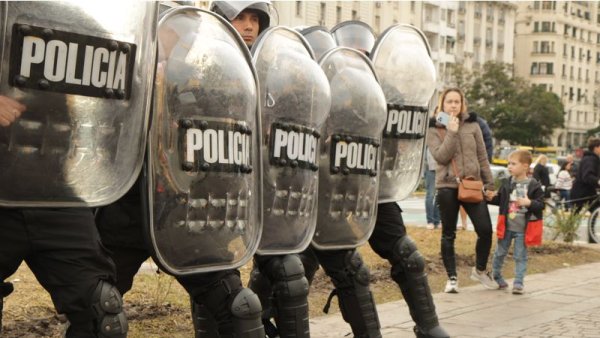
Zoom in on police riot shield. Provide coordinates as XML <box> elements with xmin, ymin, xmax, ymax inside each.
<box><xmin>0</xmin><ymin>2</ymin><xmax>157</xmax><ymax>207</ymax></box>
<box><xmin>148</xmin><ymin>8</ymin><xmax>262</xmax><ymax>275</ymax></box>
<box><xmin>370</xmin><ymin>24</ymin><xmax>436</xmax><ymax>203</ymax></box>
<box><xmin>312</xmin><ymin>47</ymin><xmax>387</xmax><ymax>250</ymax></box>
<box><xmin>251</xmin><ymin>26</ymin><xmax>331</xmax><ymax>255</ymax></box>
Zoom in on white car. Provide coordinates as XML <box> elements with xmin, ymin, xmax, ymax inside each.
<box><xmin>490</xmin><ymin>164</ymin><xmax>509</xmax><ymax>181</ymax></box>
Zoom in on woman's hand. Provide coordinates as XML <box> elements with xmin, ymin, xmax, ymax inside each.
<box><xmin>0</xmin><ymin>95</ymin><xmax>26</xmax><ymax>127</ymax></box>
<box><xmin>447</xmin><ymin>115</ymin><xmax>459</xmax><ymax>133</ymax></box>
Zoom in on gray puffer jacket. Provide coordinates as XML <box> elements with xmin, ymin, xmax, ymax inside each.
<box><xmin>426</xmin><ymin>112</ymin><xmax>494</xmax><ymax>190</ymax></box>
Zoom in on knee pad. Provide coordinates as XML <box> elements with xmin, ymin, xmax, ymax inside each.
<box><xmin>91</xmin><ymin>280</ymin><xmax>128</xmax><ymax>338</ymax></box>
<box><xmin>230</xmin><ymin>288</ymin><xmax>265</xmax><ymax>337</ymax></box>
<box><xmin>335</xmin><ymin>250</ymin><xmax>370</xmax><ymax>288</ymax></box>
<box><xmin>267</xmin><ymin>255</ymin><xmax>309</xmax><ymax>299</ymax></box>
<box><xmin>323</xmin><ymin>251</ymin><xmax>380</xmax><ymax>337</ymax></box>
<box><xmin>391</xmin><ymin>236</ymin><xmax>426</xmax><ymax>275</ymax></box>
<box><xmin>230</xmin><ymin>288</ymin><xmax>263</xmax><ymax>320</ymax></box>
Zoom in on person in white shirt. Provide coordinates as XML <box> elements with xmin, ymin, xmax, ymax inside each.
<box><xmin>555</xmin><ymin>161</ymin><xmax>574</xmax><ymax>210</ymax></box>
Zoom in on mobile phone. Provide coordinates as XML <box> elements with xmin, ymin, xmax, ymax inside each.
<box><xmin>436</xmin><ymin>112</ymin><xmax>450</xmax><ymax>126</ymax></box>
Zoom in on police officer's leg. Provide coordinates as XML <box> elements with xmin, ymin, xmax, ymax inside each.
<box><xmin>95</xmin><ymin>192</ymin><xmax>150</xmax><ymax>296</ymax></box>
<box><xmin>179</xmin><ymin>269</ymin><xmax>264</xmax><ymax>338</ymax></box>
<box><xmin>315</xmin><ymin>248</ymin><xmax>381</xmax><ymax>338</ymax></box>
<box><xmin>369</xmin><ymin>203</ymin><xmax>448</xmax><ymax>338</ymax></box>
<box><xmin>253</xmin><ymin>254</ymin><xmax>310</xmax><ymax>338</ymax></box>
<box><xmin>101</xmin><ymin>245</ymin><xmax>150</xmax><ymax>296</ymax></box>
<box><xmin>0</xmin><ymin>209</ymin><xmax>29</xmax><ymax>333</ymax></box>
<box><xmin>248</xmin><ymin>263</ymin><xmax>277</xmax><ymax>337</ymax></box>
<box><xmin>248</xmin><ymin>247</ymin><xmax>320</xmax><ymax>337</ymax></box>
<box><xmin>25</xmin><ymin>208</ymin><xmax>127</xmax><ymax>338</ymax></box>
<box><xmin>298</xmin><ymin>246</ymin><xmax>320</xmax><ymax>285</ymax></box>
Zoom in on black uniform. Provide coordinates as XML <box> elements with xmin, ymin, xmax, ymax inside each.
<box><xmin>96</xmin><ymin>175</ymin><xmax>264</xmax><ymax>338</ymax></box>
<box><xmin>297</xmin><ymin>203</ymin><xmax>447</xmax><ymax>338</ymax></box>
<box><xmin>0</xmin><ymin>207</ymin><xmax>126</xmax><ymax>337</ymax></box>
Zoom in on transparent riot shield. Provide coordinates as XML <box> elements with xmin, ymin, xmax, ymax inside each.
<box><xmin>0</xmin><ymin>2</ymin><xmax>157</xmax><ymax>207</ymax></box>
<box><xmin>312</xmin><ymin>47</ymin><xmax>387</xmax><ymax>250</ymax></box>
<box><xmin>251</xmin><ymin>26</ymin><xmax>330</xmax><ymax>255</ymax></box>
<box><xmin>370</xmin><ymin>24</ymin><xmax>436</xmax><ymax>203</ymax></box>
<box><xmin>147</xmin><ymin>8</ymin><xmax>262</xmax><ymax>275</ymax></box>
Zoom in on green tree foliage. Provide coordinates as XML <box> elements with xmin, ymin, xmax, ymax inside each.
<box><xmin>449</xmin><ymin>61</ymin><xmax>564</xmax><ymax>146</ymax></box>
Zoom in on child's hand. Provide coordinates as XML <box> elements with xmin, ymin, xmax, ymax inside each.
<box><xmin>485</xmin><ymin>190</ymin><xmax>496</xmax><ymax>201</ymax></box>
<box><xmin>517</xmin><ymin>196</ymin><xmax>531</xmax><ymax>207</ymax></box>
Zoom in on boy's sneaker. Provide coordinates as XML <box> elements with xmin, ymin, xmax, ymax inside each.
<box><xmin>512</xmin><ymin>283</ymin><xmax>524</xmax><ymax>295</ymax></box>
<box><xmin>444</xmin><ymin>277</ymin><xmax>458</xmax><ymax>293</ymax></box>
<box><xmin>495</xmin><ymin>278</ymin><xmax>509</xmax><ymax>290</ymax></box>
<box><xmin>470</xmin><ymin>267</ymin><xmax>499</xmax><ymax>289</ymax></box>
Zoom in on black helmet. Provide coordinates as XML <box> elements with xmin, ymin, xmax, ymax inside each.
<box><xmin>298</xmin><ymin>26</ymin><xmax>337</xmax><ymax>61</ymax></box>
<box><xmin>210</xmin><ymin>1</ymin><xmax>272</xmax><ymax>34</ymax></box>
<box><xmin>331</xmin><ymin>20</ymin><xmax>376</xmax><ymax>54</ymax></box>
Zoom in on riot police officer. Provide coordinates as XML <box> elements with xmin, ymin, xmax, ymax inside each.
<box><xmin>0</xmin><ymin>2</ymin><xmax>160</xmax><ymax>336</ymax></box>
<box><xmin>211</xmin><ymin>2</ymin><xmax>318</xmax><ymax>338</ymax></box>
<box><xmin>309</xmin><ymin>22</ymin><xmax>449</xmax><ymax>338</ymax></box>
<box><xmin>96</xmin><ymin>4</ymin><xmax>267</xmax><ymax>338</ymax></box>
<box><xmin>253</xmin><ymin>23</ymin><xmax>449</xmax><ymax>338</ymax></box>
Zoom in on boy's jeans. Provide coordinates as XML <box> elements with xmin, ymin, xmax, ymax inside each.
<box><xmin>424</xmin><ymin>170</ymin><xmax>440</xmax><ymax>225</ymax></box>
<box><xmin>492</xmin><ymin>230</ymin><xmax>528</xmax><ymax>285</ymax></box>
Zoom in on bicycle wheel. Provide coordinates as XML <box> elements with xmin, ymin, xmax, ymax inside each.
<box><xmin>588</xmin><ymin>209</ymin><xmax>600</xmax><ymax>243</ymax></box>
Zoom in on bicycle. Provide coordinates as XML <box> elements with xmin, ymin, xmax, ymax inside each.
<box><xmin>543</xmin><ymin>187</ymin><xmax>600</xmax><ymax>243</ymax></box>
<box><xmin>543</xmin><ymin>188</ymin><xmax>600</xmax><ymax>243</ymax></box>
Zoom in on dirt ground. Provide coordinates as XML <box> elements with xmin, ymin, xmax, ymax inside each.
<box><xmin>3</xmin><ymin>228</ymin><xmax>600</xmax><ymax>337</ymax></box>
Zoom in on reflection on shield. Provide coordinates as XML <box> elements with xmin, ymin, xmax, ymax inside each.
<box><xmin>148</xmin><ymin>8</ymin><xmax>262</xmax><ymax>275</ymax></box>
<box><xmin>251</xmin><ymin>26</ymin><xmax>331</xmax><ymax>255</ymax></box>
<box><xmin>312</xmin><ymin>47</ymin><xmax>387</xmax><ymax>250</ymax></box>
<box><xmin>0</xmin><ymin>2</ymin><xmax>157</xmax><ymax>206</ymax></box>
<box><xmin>371</xmin><ymin>24</ymin><xmax>436</xmax><ymax>203</ymax></box>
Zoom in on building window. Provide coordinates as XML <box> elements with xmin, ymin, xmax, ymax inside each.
<box><xmin>411</xmin><ymin>1</ymin><xmax>415</xmax><ymax>13</ymax></box>
<box><xmin>540</xmin><ymin>41</ymin><xmax>552</xmax><ymax>53</ymax></box>
<box><xmin>375</xmin><ymin>15</ymin><xmax>381</xmax><ymax>32</ymax></box>
<box><xmin>541</xmin><ymin>21</ymin><xmax>554</xmax><ymax>32</ymax></box>
<box><xmin>562</xmin><ymin>64</ymin><xmax>566</xmax><ymax>76</ymax></box>
<box><xmin>531</xmin><ymin>62</ymin><xmax>554</xmax><ymax>75</ymax></box>
<box><xmin>336</xmin><ymin>6</ymin><xmax>341</xmax><ymax>23</ymax></box>
<box><xmin>352</xmin><ymin>10</ymin><xmax>357</xmax><ymax>20</ymax></box>
<box><xmin>533</xmin><ymin>41</ymin><xmax>539</xmax><ymax>52</ymax></box>
<box><xmin>541</xmin><ymin>1</ymin><xmax>555</xmax><ymax>10</ymax></box>
<box><xmin>320</xmin><ymin>2</ymin><xmax>326</xmax><ymax>23</ymax></box>
<box><xmin>295</xmin><ymin>1</ymin><xmax>302</xmax><ymax>16</ymax></box>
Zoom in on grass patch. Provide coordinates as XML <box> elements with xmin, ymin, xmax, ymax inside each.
<box><xmin>3</xmin><ymin>227</ymin><xmax>600</xmax><ymax>337</ymax></box>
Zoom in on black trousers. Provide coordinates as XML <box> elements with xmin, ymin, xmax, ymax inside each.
<box><xmin>0</xmin><ymin>208</ymin><xmax>116</xmax><ymax>315</ymax></box>
<box><xmin>436</xmin><ymin>188</ymin><xmax>493</xmax><ymax>277</ymax></box>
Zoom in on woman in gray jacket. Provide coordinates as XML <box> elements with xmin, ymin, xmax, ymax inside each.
<box><xmin>426</xmin><ymin>88</ymin><xmax>497</xmax><ymax>293</ymax></box>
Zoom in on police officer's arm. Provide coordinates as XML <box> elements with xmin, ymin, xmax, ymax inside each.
<box><xmin>0</xmin><ymin>95</ymin><xmax>25</xmax><ymax>127</ymax></box>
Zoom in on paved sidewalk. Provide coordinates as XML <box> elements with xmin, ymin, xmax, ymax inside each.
<box><xmin>310</xmin><ymin>262</ymin><xmax>600</xmax><ymax>337</ymax></box>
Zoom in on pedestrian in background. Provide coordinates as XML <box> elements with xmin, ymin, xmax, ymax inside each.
<box><xmin>570</xmin><ymin>137</ymin><xmax>600</xmax><ymax>213</ymax></box>
<box><xmin>533</xmin><ymin>155</ymin><xmax>551</xmax><ymax>198</ymax></box>
<box><xmin>555</xmin><ymin>161</ymin><xmax>573</xmax><ymax>210</ymax></box>
<box><xmin>425</xmin><ymin>148</ymin><xmax>441</xmax><ymax>230</ymax></box>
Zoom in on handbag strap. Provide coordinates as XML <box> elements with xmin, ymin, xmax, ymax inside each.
<box><xmin>436</xmin><ymin>128</ymin><xmax>461</xmax><ymax>183</ymax></box>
